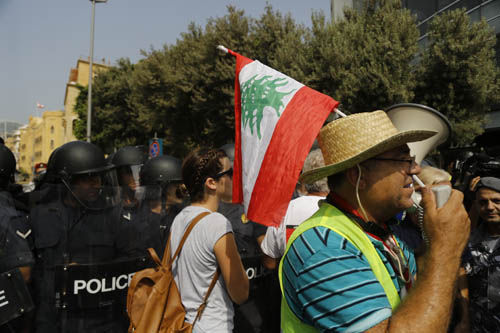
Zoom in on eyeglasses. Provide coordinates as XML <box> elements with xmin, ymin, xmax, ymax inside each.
<box><xmin>370</xmin><ymin>155</ymin><xmax>417</xmax><ymax>173</ymax></box>
<box><xmin>214</xmin><ymin>168</ymin><xmax>233</xmax><ymax>179</ymax></box>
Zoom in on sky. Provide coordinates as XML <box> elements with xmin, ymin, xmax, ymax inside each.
<box><xmin>0</xmin><ymin>0</ymin><xmax>331</xmax><ymax>125</ymax></box>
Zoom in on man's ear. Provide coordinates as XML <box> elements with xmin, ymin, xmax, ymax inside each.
<box><xmin>205</xmin><ymin>177</ymin><xmax>217</xmax><ymax>191</ymax></box>
<box><xmin>345</xmin><ymin>165</ymin><xmax>367</xmax><ymax>189</ymax></box>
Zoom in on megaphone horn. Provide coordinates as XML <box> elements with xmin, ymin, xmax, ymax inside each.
<box><xmin>386</xmin><ymin>103</ymin><xmax>452</xmax><ymax>164</ymax></box>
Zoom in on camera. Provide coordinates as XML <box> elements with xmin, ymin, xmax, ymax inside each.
<box><xmin>453</xmin><ymin>152</ymin><xmax>500</xmax><ymax>206</ymax></box>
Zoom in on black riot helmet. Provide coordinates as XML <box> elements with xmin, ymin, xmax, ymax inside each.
<box><xmin>111</xmin><ymin>146</ymin><xmax>148</xmax><ymax>185</ymax></box>
<box><xmin>0</xmin><ymin>145</ymin><xmax>16</xmax><ymax>187</ymax></box>
<box><xmin>111</xmin><ymin>146</ymin><xmax>148</xmax><ymax>168</ymax></box>
<box><xmin>111</xmin><ymin>146</ymin><xmax>148</xmax><ymax>206</ymax></box>
<box><xmin>50</xmin><ymin>141</ymin><xmax>112</xmax><ymax>179</ymax></box>
<box><xmin>140</xmin><ymin>155</ymin><xmax>185</xmax><ymax>206</ymax></box>
<box><xmin>47</xmin><ymin>141</ymin><xmax>119</xmax><ymax>209</ymax></box>
<box><xmin>140</xmin><ymin>155</ymin><xmax>182</xmax><ymax>186</ymax></box>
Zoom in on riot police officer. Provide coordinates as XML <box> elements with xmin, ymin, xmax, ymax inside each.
<box><xmin>29</xmin><ymin>141</ymin><xmax>141</xmax><ymax>333</ymax></box>
<box><xmin>0</xmin><ymin>145</ymin><xmax>34</xmax><ymax>332</ymax></box>
<box><xmin>130</xmin><ymin>155</ymin><xmax>186</xmax><ymax>258</ymax></box>
<box><xmin>111</xmin><ymin>145</ymin><xmax>148</xmax><ymax>210</ymax></box>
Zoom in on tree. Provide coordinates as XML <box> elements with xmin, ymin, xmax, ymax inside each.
<box><xmin>74</xmin><ymin>58</ymin><xmax>147</xmax><ymax>153</ymax></box>
<box><xmin>306</xmin><ymin>0</ymin><xmax>419</xmax><ymax>113</ymax></box>
<box><xmin>250</xmin><ymin>5</ymin><xmax>310</xmax><ymax>83</ymax></box>
<box><xmin>74</xmin><ymin>5</ymin><xmax>310</xmax><ymax>156</ymax></box>
<box><xmin>414</xmin><ymin>9</ymin><xmax>500</xmax><ymax>146</ymax></box>
<box><xmin>74</xmin><ymin>2</ymin><xmax>499</xmax><ymax>152</ymax></box>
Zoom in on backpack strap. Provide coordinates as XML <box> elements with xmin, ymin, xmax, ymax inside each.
<box><xmin>147</xmin><ymin>247</ymin><xmax>162</xmax><ymax>266</ymax></box>
<box><xmin>165</xmin><ymin>210</ymin><xmax>219</xmax><ymax>325</ymax></box>
<box><xmin>160</xmin><ymin>233</ymin><xmax>173</xmax><ymax>267</ymax></box>
<box><xmin>164</xmin><ymin>211</ymin><xmax>211</xmax><ymax>267</ymax></box>
<box><xmin>192</xmin><ymin>268</ymin><xmax>221</xmax><ymax>326</ymax></box>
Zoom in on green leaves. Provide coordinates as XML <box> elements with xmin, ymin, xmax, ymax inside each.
<box><xmin>414</xmin><ymin>9</ymin><xmax>500</xmax><ymax>146</ymax></box>
<box><xmin>306</xmin><ymin>0</ymin><xmax>419</xmax><ymax>113</ymax></box>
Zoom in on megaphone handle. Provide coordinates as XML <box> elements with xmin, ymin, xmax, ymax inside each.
<box><xmin>433</xmin><ymin>185</ymin><xmax>451</xmax><ymax>209</ymax></box>
<box><xmin>417</xmin><ymin>185</ymin><xmax>451</xmax><ymax>248</ymax></box>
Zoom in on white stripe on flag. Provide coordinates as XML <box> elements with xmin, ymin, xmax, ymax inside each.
<box><xmin>239</xmin><ymin>61</ymin><xmax>303</xmax><ymax>211</ymax></box>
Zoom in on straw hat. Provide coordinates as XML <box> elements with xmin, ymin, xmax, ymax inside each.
<box><xmin>299</xmin><ymin>111</ymin><xmax>437</xmax><ymax>184</ymax></box>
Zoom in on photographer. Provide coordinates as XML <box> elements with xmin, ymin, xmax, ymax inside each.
<box><xmin>461</xmin><ymin>177</ymin><xmax>500</xmax><ymax>332</ymax></box>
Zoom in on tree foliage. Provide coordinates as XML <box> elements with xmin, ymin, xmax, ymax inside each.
<box><xmin>75</xmin><ymin>6</ymin><xmax>309</xmax><ymax>156</ymax></box>
<box><xmin>306</xmin><ymin>0</ymin><xmax>419</xmax><ymax>113</ymax></box>
<box><xmin>74</xmin><ymin>2</ymin><xmax>499</xmax><ymax>155</ymax></box>
<box><xmin>414</xmin><ymin>9</ymin><xmax>500</xmax><ymax>146</ymax></box>
<box><xmin>74</xmin><ymin>58</ymin><xmax>144</xmax><ymax>152</ymax></box>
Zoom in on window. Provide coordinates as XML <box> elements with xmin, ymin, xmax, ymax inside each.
<box><xmin>50</xmin><ymin>140</ymin><xmax>54</xmax><ymax>149</ymax></box>
<box><xmin>51</xmin><ymin>126</ymin><xmax>54</xmax><ymax>134</ymax></box>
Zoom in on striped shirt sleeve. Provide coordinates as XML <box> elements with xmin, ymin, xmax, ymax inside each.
<box><xmin>282</xmin><ymin>227</ymin><xmax>393</xmax><ymax>332</ymax></box>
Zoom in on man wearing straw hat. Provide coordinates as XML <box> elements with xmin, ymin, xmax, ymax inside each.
<box><xmin>279</xmin><ymin>111</ymin><xmax>470</xmax><ymax>332</ymax></box>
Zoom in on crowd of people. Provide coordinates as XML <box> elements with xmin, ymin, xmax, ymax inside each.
<box><xmin>0</xmin><ymin>109</ymin><xmax>499</xmax><ymax>332</ymax></box>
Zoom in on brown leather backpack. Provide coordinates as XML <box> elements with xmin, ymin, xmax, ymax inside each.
<box><xmin>127</xmin><ymin>212</ymin><xmax>220</xmax><ymax>332</ymax></box>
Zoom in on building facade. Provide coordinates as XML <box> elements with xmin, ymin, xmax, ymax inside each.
<box><xmin>63</xmin><ymin>58</ymin><xmax>110</xmax><ymax>142</ymax></box>
<box><xmin>18</xmin><ymin>111</ymin><xmax>64</xmax><ymax>180</ymax></box>
<box><xmin>13</xmin><ymin>58</ymin><xmax>110</xmax><ymax>181</ymax></box>
<box><xmin>403</xmin><ymin>0</ymin><xmax>500</xmax><ymax>55</ymax></box>
<box><xmin>331</xmin><ymin>0</ymin><xmax>365</xmax><ymax>21</ymax></box>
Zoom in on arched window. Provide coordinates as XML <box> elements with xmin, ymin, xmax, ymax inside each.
<box><xmin>50</xmin><ymin>140</ymin><xmax>54</xmax><ymax>149</ymax></box>
<box><xmin>50</xmin><ymin>126</ymin><xmax>54</xmax><ymax>134</ymax></box>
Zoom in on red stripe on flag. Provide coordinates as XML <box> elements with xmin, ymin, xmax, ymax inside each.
<box><xmin>246</xmin><ymin>86</ymin><xmax>339</xmax><ymax>226</ymax></box>
<box><xmin>232</xmin><ymin>53</ymin><xmax>253</xmax><ymax>204</ymax></box>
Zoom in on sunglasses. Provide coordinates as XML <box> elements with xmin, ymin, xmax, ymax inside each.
<box><xmin>214</xmin><ymin>168</ymin><xmax>233</xmax><ymax>179</ymax></box>
<box><xmin>370</xmin><ymin>156</ymin><xmax>417</xmax><ymax>173</ymax></box>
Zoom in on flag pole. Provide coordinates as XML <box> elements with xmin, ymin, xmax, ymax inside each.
<box><xmin>217</xmin><ymin>44</ymin><xmax>347</xmax><ymax>120</ymax></box>
<box><xmin>334</xmin><ymin>108</ymin><xmax>347</xmax><ymax>118</ymax></box>
<box><xmin>217</xmin><ymin>45</ymin><xmax>229</xmax><ymax>54</ymax></box>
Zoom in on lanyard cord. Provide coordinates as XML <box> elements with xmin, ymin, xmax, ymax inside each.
<box><xmin>384</xmin><ymin>236</ymin><xmax>411</xmax><ymax>284</ymax></box>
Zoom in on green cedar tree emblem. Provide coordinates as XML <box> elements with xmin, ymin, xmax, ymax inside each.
<box><xmin>241</xmin><ymin>74</ymin><xmax>296</xmax><ymax>139</ymax></box>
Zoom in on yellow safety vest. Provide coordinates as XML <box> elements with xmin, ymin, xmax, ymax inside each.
<box><xmin>278</xmin><ymin>202</ymin><xmax>401</xmax><ymax>332</ymax></box>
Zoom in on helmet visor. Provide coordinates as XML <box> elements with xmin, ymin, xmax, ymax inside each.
<box><xmin>64</xmin><ymin>168</ymin><xmax>121</xmax><ymax>210</ymax></box>
<box><xmin>143</xmin><ymin>181</ymin><xmax>186</xmax><ymax>206</ymax></box>
<box><xmin>116</xmin><ymin>165</ymin><xmax>143</xmax><ymax>207</ymax></box>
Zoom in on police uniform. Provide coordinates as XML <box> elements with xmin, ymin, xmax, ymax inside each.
<box><xmin>0</xmin><ymin>191</ymin><xmax>33</xmax><ymax>271</ymax></box>
<box><xmin>0</xmin><ymin>190</ymin><xmax>35</xmax><ymax>331</ymax></box>
<box><xmin>122</xmin><ymin>201</ymin><xmax>183</xmax><ymax>260</ymax></box>
<box><xmin>30</xmin><ymin>197</ymin><xmax>141</xmax><ymax>333</ymax></box>
<box><xmin>463</xmin><ymin>223</ymin><xmax>500</xmax><ymax>333</ymax></box>
<box><xmin>218</xmin><ymin>202</ymin><xmax>281</xmax><ymax>333</ymax></box>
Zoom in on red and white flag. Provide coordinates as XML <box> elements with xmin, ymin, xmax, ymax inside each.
<box><xmin>227</xmin><ymin>48</ymin><xmax>339</xmax><ymax>227</ymax></box>
<box><xmin>36</xmin><ymin>102</ymin><xmax>45</xmax><ymax>109</ymax></box>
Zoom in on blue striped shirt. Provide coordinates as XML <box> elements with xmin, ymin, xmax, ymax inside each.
<box><xmin>282</xmin><ymin>225</ymin><xmax>416</xmax><ymax>332</ymax></box>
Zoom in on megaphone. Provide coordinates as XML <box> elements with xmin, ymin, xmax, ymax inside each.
<box><xmin>386</xmin><ymin>103</ymin><xmax>451</xmax><ymax>164</ymax></box>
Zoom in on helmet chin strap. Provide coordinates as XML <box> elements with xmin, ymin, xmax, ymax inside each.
<box><xmin>61</xmin><ymin>178</ymin><xmax>102</xmax><ymax>211</ymax></box>
<box><xmin>356</xmin><ymin>164</ymin><xmax>370</xmax><ymax>222</ymax></box>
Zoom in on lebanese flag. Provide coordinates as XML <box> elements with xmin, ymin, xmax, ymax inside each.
<box><xmin>228</xmin><ymin>49</ymin><xmax>339</xmax><ymax>227</ymax></box>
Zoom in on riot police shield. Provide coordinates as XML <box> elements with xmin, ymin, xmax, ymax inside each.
<box><xmin>29</xmin><ymin>182</ymin><xmax>145</xmax><ymax>332</ymax></box>
<box><xmin>54</xmin><ymin>257</ymin><xmax>152</xmax><ymax>310</ymax></box>
<box><xmin>0</xmin><ymin>268</ymin><xmax>34</xmax><ymax>326</ymax></box>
